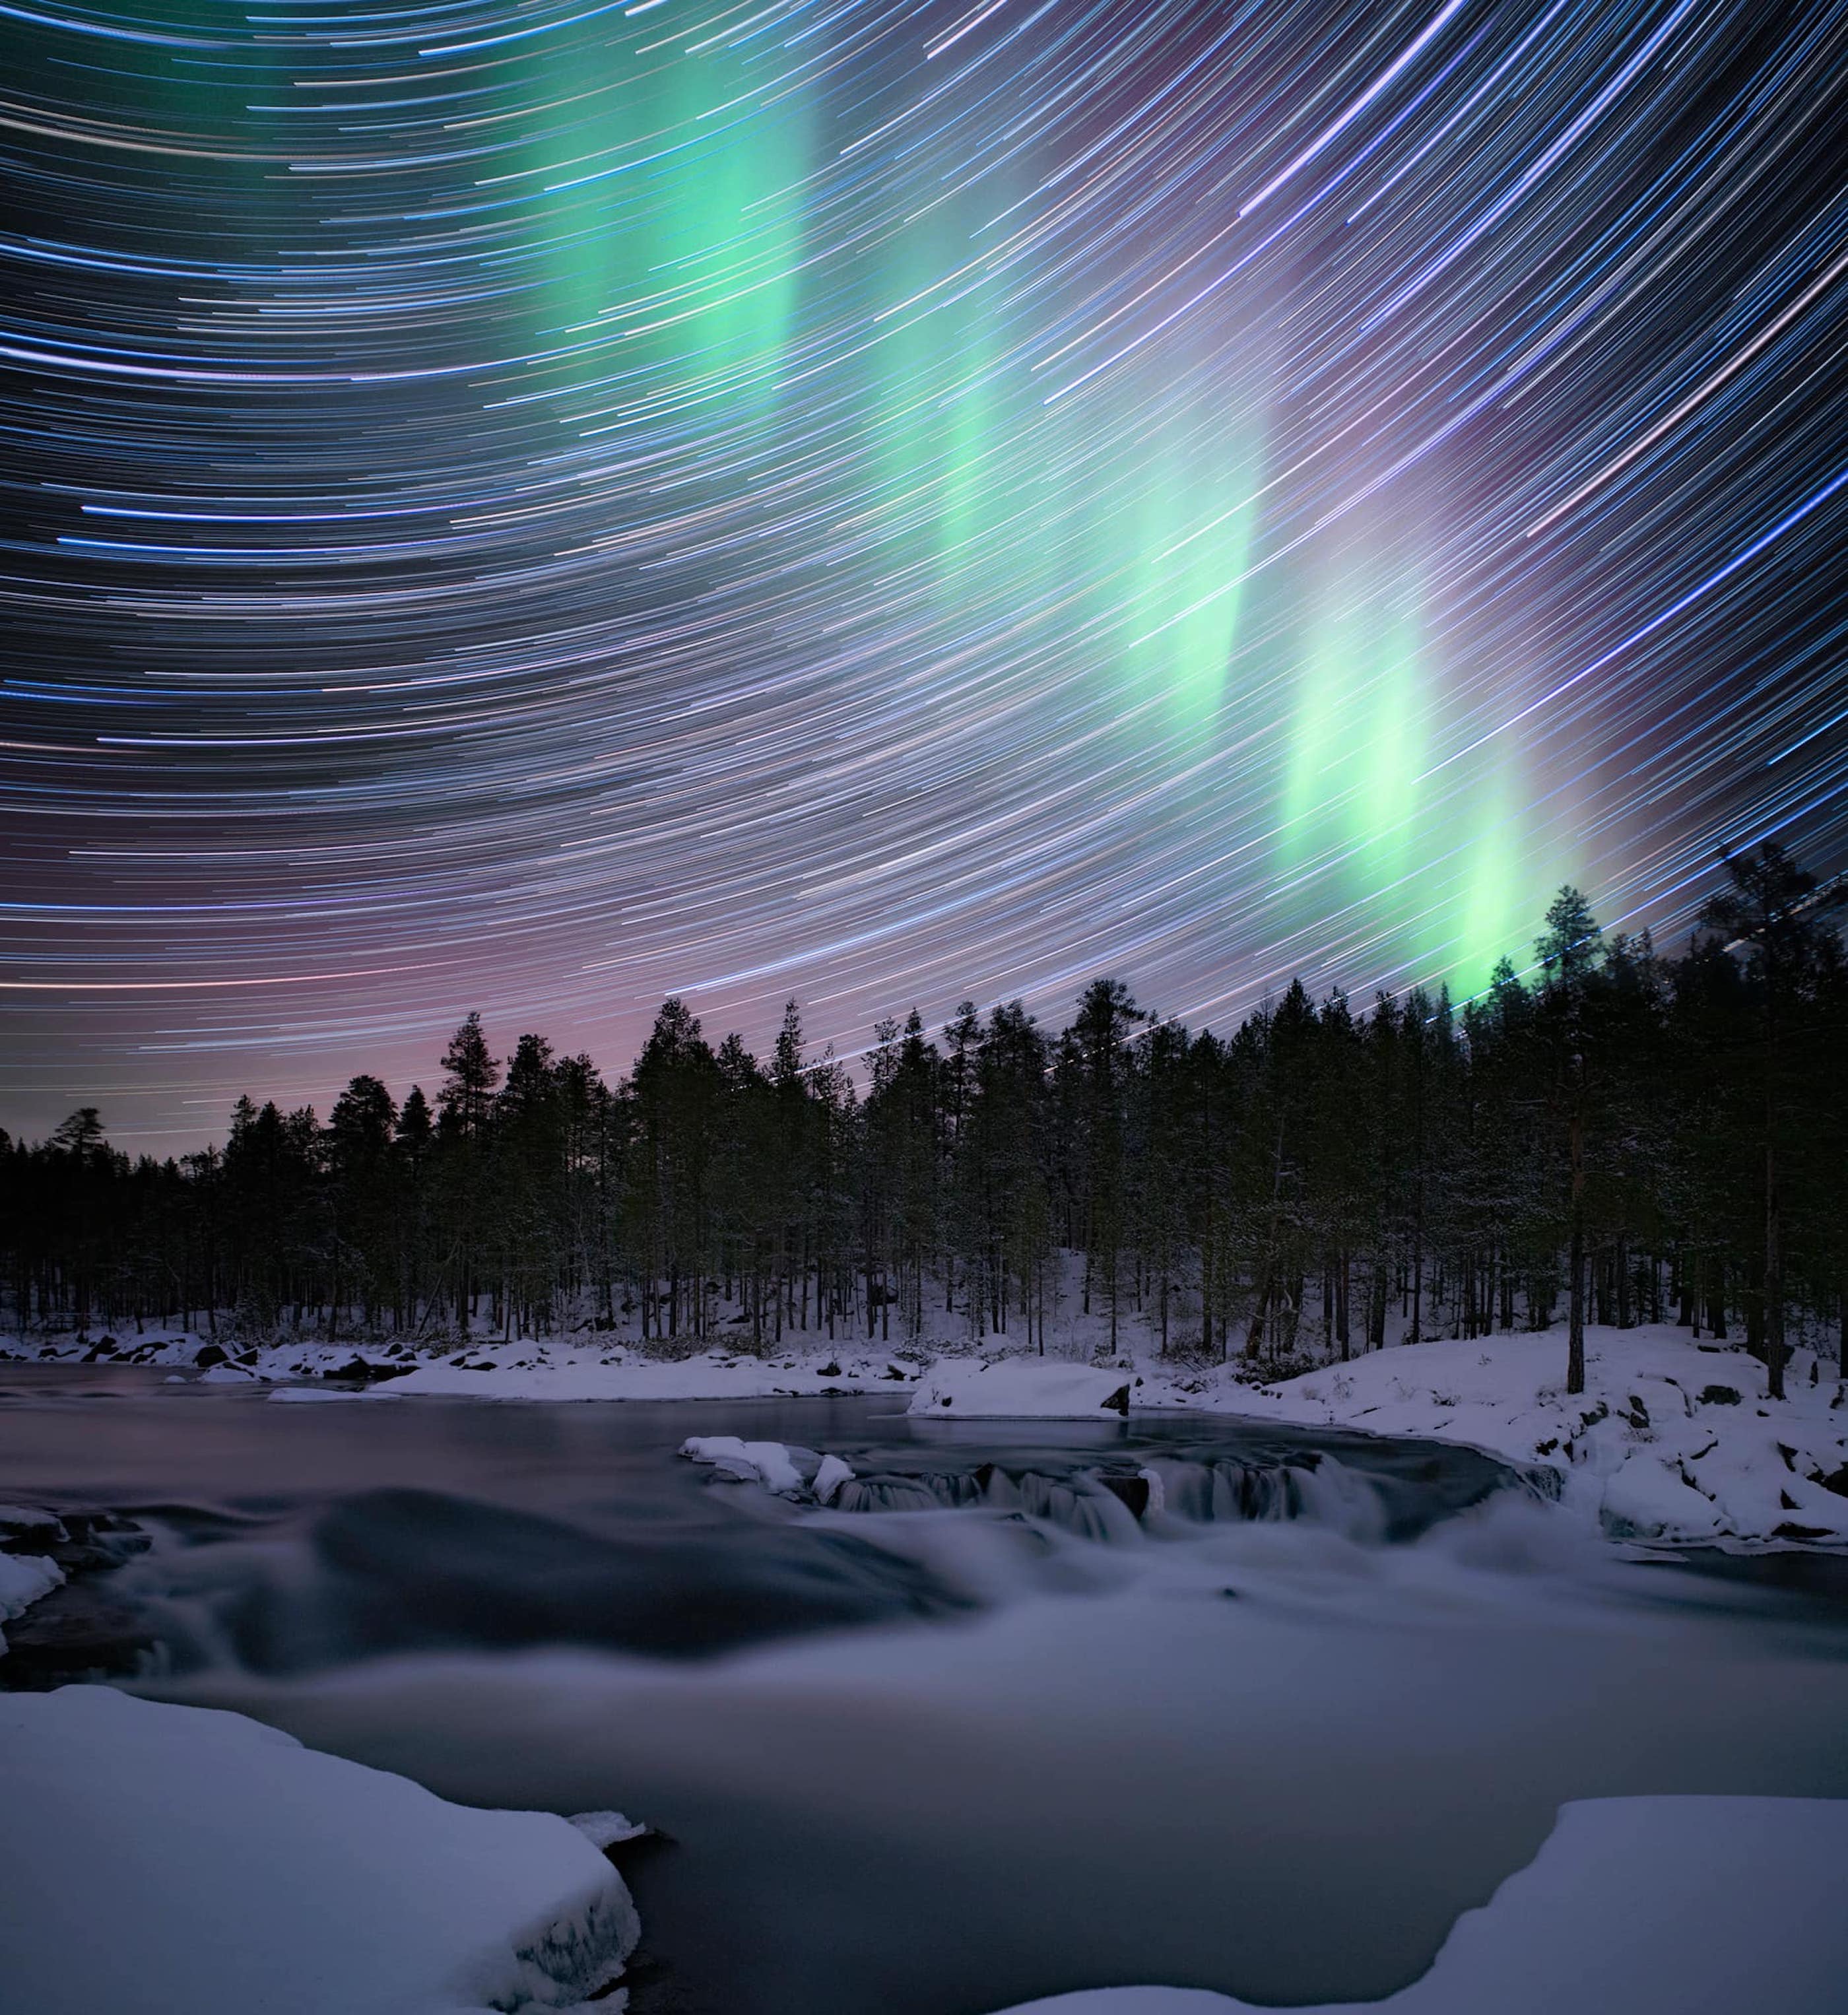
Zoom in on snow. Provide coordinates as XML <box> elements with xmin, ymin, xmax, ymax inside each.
<box><xmin>0</xmin><ymin>1545</ymin><xmax>64</xmax><ymax>1655</ymax></box>
<box><xmin>908</xmin><ymin>1357</ymin><xmax>1135</xmax><ymax>1418</ymax></box>
<box><xmin>11</xmin><ymin>1322</ymin><xmax>930</xmax><ymax>1401</ymax></box>
<box><xmin>812</xmin><ymin>1452</ymin><xmax>856</xmax><ymax>1504</ymax></box>
<box><xmin>284</xmin><ymin>1345</ymin><xmax>922</xmax><ymax>1404</ymax></box>
<box><xmin>984</xmin><ymin>1795</ymin><xmax>1848</xmax><ymax>2014</ymax></box>
<box><xmin>675</xmin><ymin>1437</ymin><xmax>863</xmax><ymax>1503</ymax></box>
<box><xmin>0</xmin><ymin>1684</ymin><xmax>638</xmax><ymax>2015</ymax></box>
<box><xmin>679</xmin><ymin>1434</ymin><xmax>811</xmax><ymax>1493</ymax></box>
<box><xmin>1191</xmin><ymin>1325</ymin><xmax>1848</xmax><ymax>1546</ymax></box>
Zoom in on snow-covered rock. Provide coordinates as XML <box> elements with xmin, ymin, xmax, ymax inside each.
<box><xmin>984</xmin><ymin>1795</ymin><xmax>1848</xmax><ymax>2014</ymax></box>
<box><xmin>908</xmin><ymin>1358</ymin><xmax>1135</xmax><ymax>1419</ymax></box>
<box><xmin>812</xmin><ymin>1453</ymin><xmax>857</xmax><ymax>1505</ymax></box>
<box><xmin>1217</xmin><ymin>1327</ymin><xmax>1848</xmax><ymax>1547</ymax></box>
<box><xmin>679</xmin><ymin>1435</ymin><xmax>812</xmax><ymax>1493</ymax></box>
<box><xmin>0</xmin><ymin>1547</ymin><xmax>65</xmax><ymax>1656</ymax></box>
<box><xmin>0</xmin><ymin>1685</ymin><xmax>640</xmax><ymax>2014</ymax></box>
<box><xmin>676</xmin><ymin>1437</ymin><xmax>861</xmax><ymax>1504</ymax></box>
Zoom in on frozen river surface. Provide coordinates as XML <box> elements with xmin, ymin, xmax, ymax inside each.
<box><xmin>3</xmin><ymin>1363</ymin><xmax>1845</xmax><ymax>2015</ymax></box>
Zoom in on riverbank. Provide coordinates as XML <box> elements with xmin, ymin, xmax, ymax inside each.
<box><xmin>7</xmin><ymin>1319</ymin><xmax>1845</xmax><ymax>1546</ymax></box>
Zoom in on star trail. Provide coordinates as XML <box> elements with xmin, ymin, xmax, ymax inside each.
<box><xmin>3</xmin><ymin>0</ymin><xmax>1846</xmax><ymax>1147</ymax></box>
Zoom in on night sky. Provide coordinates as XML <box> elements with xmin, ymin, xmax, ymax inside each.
<box><xmin>4</xmin><ymin>0</ymin><xmax>1846</xmax><ymax>1150</ymax></box>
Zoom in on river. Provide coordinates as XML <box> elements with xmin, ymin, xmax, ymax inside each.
<box><xmin>3</xmin><ymin>1362</ymin><xmax>1845</xmax><ymax>2014</ymax></box>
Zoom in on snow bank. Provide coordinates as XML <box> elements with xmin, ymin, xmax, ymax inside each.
<box><xmin>1212</xmin><ymin>1326</ymin><xmax>1848</xmax><ymax>1546</ymax></box>
<box><xmin>0</xmin><ymin>1685</ymin><xmax>639</xmax><ymax>2014</ymax></box>
<box><xmin>985</xmin><ymin>1795</ymin><xmax>1848</xmax><ymax>2014</ymax></box>
<box><xmin>908</xmin><ymin>1358</ymin><xmax>1135</xmax><ymax>1419</ymax></box>
<box><xmin>277</xmin><ymin>1345</ymin><xmax>920</xmax><ymax>1404</ymax></box>
<box><xmin>22</xmin><ymin>1324</ymin><xmax>929</xmax><ymax>1403</ymax></box>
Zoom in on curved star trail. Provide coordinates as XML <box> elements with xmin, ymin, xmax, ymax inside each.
<box><xmin>3</xmin><ymin>0</ymin><xmax>1846</xmax><ymax>1146</ymax></box>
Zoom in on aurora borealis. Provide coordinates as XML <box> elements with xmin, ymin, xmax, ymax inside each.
<box><xmin>4</xmin><ymin>0</ymin><xmax>1847</xmax><ymax>1148</ymax></box>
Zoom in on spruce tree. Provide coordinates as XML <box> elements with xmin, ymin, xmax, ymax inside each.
<box><xmin>1536</xmin><ymin>886</ymin><xmax>1604</xmax><ymax>1393</ymax></box>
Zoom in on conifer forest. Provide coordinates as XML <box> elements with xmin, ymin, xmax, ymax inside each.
<box><xmin>8</xmin><ymin>844</ymin><xmax>1844</xmax><ymax>1395</ymax></box>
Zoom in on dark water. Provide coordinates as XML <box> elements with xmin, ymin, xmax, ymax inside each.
<box><xmin>3</xmin><ymin>1363</ymin><xmax>1845</xmax><ymax>2015</ymax></box>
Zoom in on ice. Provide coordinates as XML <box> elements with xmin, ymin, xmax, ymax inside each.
<box><xmin>569</xmin><ymin>1809</ymin><xmax>651</xmax><ymax>1849</ymax></box>
<box><xmin>984</xmin><ymin>1795</ymin><xmax>1848</xmax><ymax>2013</ymax></box>
<box><xmin>0</xmin><ymin>1684</ymin><xmax>639</xmax><ymax>2014</ymax></box>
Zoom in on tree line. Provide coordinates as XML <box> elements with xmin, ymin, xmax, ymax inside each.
<box><xmin>5</xmin><ymin>844</ymin><xmax>1843</xmax><ymax>1397</ymax></box>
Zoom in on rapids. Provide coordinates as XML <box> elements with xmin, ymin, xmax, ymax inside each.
<box><xmin>2</xmin><ymin>1363</ymin><xmax>1843</xmax><ymax>2015</ymax></box>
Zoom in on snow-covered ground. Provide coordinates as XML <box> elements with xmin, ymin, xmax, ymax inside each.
<box><xmin>339</xmin><ymin>1345</ymin><xmax>919</xmax><ymax>1403</ymax></box>
<box><xmin>0</xmin><ymin>1684</ymin><xmax>638</xmax><ymax>2015</ymax></box>
<box><xmin>983</xmin><ymin>1795</ymin><xmax>1848</xmax><ymax>2014</ymax></box>
<box><xmin>1203</xmin><ymin>1325</ymin><xmax>1848</xmax><ymax>1546</ymax></box>
<box><xmin>6</xmin><ymin>1323</ymin><xmax>931</xmax><ymax>1399</ymax></box>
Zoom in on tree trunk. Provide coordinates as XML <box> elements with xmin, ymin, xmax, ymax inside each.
<box><xmin>1567</xmin><ymin>1086</ymin><xmax>1586</xmax><ymax>1397</ymax></box>
<box><xmin>1764</xmin><ymin>1040</ymin><xmax>1785</xmax><ymax>1400</ymax></box>
<box><xmin>1243</xmin><ymin>1267</ymin><xmax>1270</xmax><ymax>1360</ymax></box>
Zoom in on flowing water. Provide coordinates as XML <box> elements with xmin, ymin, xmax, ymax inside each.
<box><xmin>3</xmin><ymin>1362</ymin><xmax>1845</xmax><ymax>2014</ymax></box>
